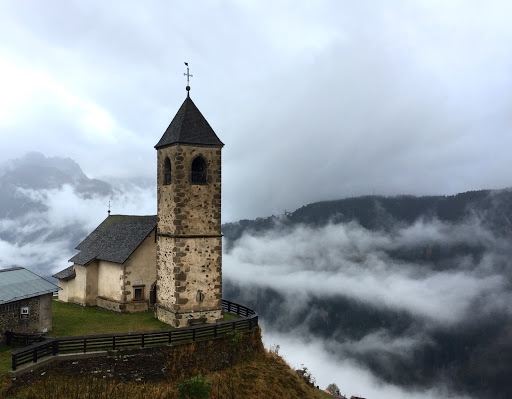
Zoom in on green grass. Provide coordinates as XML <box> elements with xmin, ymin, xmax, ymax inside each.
<box><xmin>0</xmin><ymin>301</ymin><xmax>241</xmax><ymax>375</ymax></box>
<box><xmin>50</xmin><ymin>300</ymin><xmax>240</xmax><ymax>337</ymax></box>
<box><xmin>222</xmin><ymin>311</ymin><xmax>240</xmax><ymax>321</ymax></box>
<box><xmin>0</xmin><ymin>345</ymin><xmax>12</xmax><ymax>374</ymax></box>
<box><xmin>48</xmin><ymin>300</ymin><xmax>170</xmax><ymax>337</ymax></box>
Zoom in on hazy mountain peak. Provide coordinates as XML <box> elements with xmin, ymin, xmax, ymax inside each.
<box><xmin>1</xmin><ymin>152</ymin><xmax>87</xmax><ymax>184</ymax></box>
<box><xmin>0</xmin><ymin>152</ymin><xmax>113</xmax><ymax>218</ymax></box>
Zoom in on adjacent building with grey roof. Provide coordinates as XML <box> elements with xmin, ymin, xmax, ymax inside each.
<box><xmin>53</xmin><ymin>215</ymin><xmax>158</xmax><ymax>313</ymax></box>
<box><xmin>0</xmin><ymin>267</ymin><xmax>59</xmax><ymax>343</ymax></box>
<box><xmin>68</xmin><ymin>215</ymin><xmax>157</xmax><ymax>265</ymax></box>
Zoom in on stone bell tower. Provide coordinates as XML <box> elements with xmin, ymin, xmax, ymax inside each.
<box><xmin>154</xmin><ymin>84</ymin><xmax>224</xmax><ymax>327</ymax></box>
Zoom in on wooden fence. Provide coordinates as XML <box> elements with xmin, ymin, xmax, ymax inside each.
<box><xmin>11</xmin><ymin>300</ymin><xmax>258</xmax><ymax>371</ymax></box>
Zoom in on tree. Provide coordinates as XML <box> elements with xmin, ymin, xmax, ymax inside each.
<box><xmin>326</xmin><ymin>383</ymin><xmax>340</xmax><ymax>395</ymax></box>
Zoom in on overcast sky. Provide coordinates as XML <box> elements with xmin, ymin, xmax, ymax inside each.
<box><xmin>1</xmin><ymin>1</ymin><xmax>512</xmax><ymax>222</ymax></box>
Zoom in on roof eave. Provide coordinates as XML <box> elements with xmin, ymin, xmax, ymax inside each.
<box><xmin>154</xmin><ymin>142</ymin><xmax>224</xmax><ymax>150</ymax></box>
<box><xmin>0</xmin><ymin>288</ymin><xmax>61</xmax><ymax>305</ymax></box>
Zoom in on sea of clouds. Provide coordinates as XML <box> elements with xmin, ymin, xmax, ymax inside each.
<box><xmin>1</xmin><ymin>182</ymin><xmax>510</xmax><ymax>398</ymax></box>
<box><xmin>223</xmin><ymin>215</ymin><xmax>512</xmax><ymax>398</ymax></box>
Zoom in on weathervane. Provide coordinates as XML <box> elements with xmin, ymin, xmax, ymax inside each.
<box><xmin>184</xmin><ymin>62</ymin><xmax>193</xmax><ymax>95</ymax></box>
<box><xmin>108</xmin><ymin>200</ymin><xmax>111</xmax><ymax>215</ymax></box>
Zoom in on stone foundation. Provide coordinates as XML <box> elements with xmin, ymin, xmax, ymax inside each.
<box><xmin>155</xmin><ymin>304</ymin><xmax>222</xmax><ymax>328</ymax></box>
<box><xmin>124</xmin><ymin>301</ymin><xmax>149</xmax><ymax>313</ymax></box>
<box><xmin>97</xmin><ymin>297</ymin><xmax>149</xmax><ymax>313</ymax></box>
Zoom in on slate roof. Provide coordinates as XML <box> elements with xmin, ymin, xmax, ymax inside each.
<box><xmin>0</xmin><ymin>267</ymin><xmax>60</xmax><ymax>304</ymax></box>
<box><xmin>67</xmin><ymin>215</ymin><xmax>157</xmax><ymax>266</ymax></box>
<box><xmin>155</xmin><ymin>96</ymin><xmax>224</xmax><ymax>149</ymax></box>
<box><xmin>52</xmin><ymin>265</ymin><xmax>75</xmax><ymax>281</ymax></box>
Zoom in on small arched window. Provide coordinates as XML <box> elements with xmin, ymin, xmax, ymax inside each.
<box><xmin>163</xmin><ymin>157</ymin><xmax>171</xmax><ymax>185</ymax></box>
<box><xmin>191</xmin><ymin>156</ymin><xmax>207</xmax><ymax>184</ymax></box>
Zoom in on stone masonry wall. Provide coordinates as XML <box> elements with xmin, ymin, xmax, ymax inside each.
<box><xmin>0</xmin><ymin>294</ymin><xmax>53</xmax><ymax>343</ymax></box>
<box><xmin>156</xmin><ymin>144</ymin><xmax>222</xmax><ymax>327</ymax></box>
<box><xmin>157</xmin><ymin>145</ymin><xmax>222</xmax><ymax>235</ymax></box>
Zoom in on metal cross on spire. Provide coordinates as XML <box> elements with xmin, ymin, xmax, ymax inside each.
<box><xmin>184</xmin><ymin>62</ymin><xmax>193</xmax><ymax>95</ymax></box>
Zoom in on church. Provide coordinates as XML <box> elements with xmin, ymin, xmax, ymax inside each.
<box><xmin>53</xmin><ymin>82</ymin><xmax>224</xmax><ymax>328</ymax></box>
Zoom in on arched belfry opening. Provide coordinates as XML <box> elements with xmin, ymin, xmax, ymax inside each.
<box><xmin>163</xmin><ymin>157</ymin><xmax>171</xmax><ymax>185</ymax></box>
<box><xmin>191</xmin><ymin>156</ymin><xmax>207</xmax><ymax>184</ymax></box>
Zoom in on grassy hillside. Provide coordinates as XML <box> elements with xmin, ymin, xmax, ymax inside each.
<box><xmin>5</xmin><ymin>352</ymin><xmax>331</xmax><ymax>399</ymax></box>
<box><xmin>0</xmin><ymin>302</ymin><xmax>327</xmax><ymax>398</ymax></box>
<box><xmin>0</xmin><ymin>302</ymin><xmax>171</xmax><ymax>376</ymax></box>
<box><xmin>0</xmin><ymin>300</ymin><xmax>241</xmax><ymax>375</ymax></box>
<box><xmin>3</xmin><ymin>328</ymin><xmax>331</xmax><ymax>399</ymax></box>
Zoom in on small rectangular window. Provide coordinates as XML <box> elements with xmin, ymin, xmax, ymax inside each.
<box><xmin>133</xmin><ymin>286</ymin><xmax>145</xmax><ymax>301</ymax></box>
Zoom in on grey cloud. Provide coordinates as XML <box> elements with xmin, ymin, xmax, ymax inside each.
<box><xmin>0</xmin><ymin>182</ymin><xmax>156</xmax><ymax>274</ymax></box>
<box><xmin>262</xmin><ymin>331</ymin><xmax>472</xmax><ymax>399</ymax></box>
<box><xmin>1</xmin><ymin>1</ymin><xmax>512</xmax><ymax>220</ymax></box>
<box><xmin>224</xmin><ymin>218</ymin><xmax>512</xmax><ymax>325</ymax></box>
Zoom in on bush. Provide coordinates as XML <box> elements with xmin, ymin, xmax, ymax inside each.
<box><xmin>178</xmin><ymin>374</ymin><xmax>212</xmax><ymax>399</ymax></box>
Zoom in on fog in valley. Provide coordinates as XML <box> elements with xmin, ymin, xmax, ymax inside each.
<box><xmin>223</xmin><ymin>216</ymin><xmax>512</xmax><ymax>398</ymax></box>
<box><xmin>1</xmin><ymin>154</ymin><xmax>511</xmax><ymax>398</ymax></box>
<box><xmin>0</xmin><ymin>154</ymin><xmax>156</xmax><ymax>275</ymax></box>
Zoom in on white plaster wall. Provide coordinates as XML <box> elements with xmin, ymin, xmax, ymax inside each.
<box><xmin>67</xmin><ymin>264</ymin><xmax>88</xmax><ymax>305</ymax></box>
<box><xmin>125</xmin><ymin>230</ymin><xmax>157</xmax><ymax>301</ymax></box>
<box><xmin>57</xmin><ymin>279</ymin><xmax>69</xmax><ymax>302</ymax></box>
<box><xmin>85</xmin><ymin>262</ymin><xmax>98</xmax><ymax>306</ymax></box>
<box><xmin>97</xmin><ymin>261</ymin><xmax>124</xmax><ymax>301</ymax></box>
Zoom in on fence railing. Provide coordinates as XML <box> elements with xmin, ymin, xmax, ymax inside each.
<box><xmin>11</xmin><ymin>299</ymin><xmax>258</xmax><ymax>371</ymax></box>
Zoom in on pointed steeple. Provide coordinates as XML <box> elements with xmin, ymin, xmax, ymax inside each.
<box><xmin>155</xmin><ymin>97</ymin><xmax>224</xmax><ymax>149</ymax></box>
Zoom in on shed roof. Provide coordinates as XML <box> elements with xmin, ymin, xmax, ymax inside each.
<box><xmin>0</xmin><ymin>267</ymin><xmax>60</xmax><ymax>304</ymax></box>
<box><xmin>68</xmin><ymin>215</ymin><xmax>157</xmax><ymax>266</ymax></box>
<box><xmin>154</xmin><ymin>96</ymin><xmax>224</xmax><ymax>149</ymax></box>
<box><xmin>52</xmin><ymin>265</ymin><xmax>75</xmax><ymax>281</ymax></box>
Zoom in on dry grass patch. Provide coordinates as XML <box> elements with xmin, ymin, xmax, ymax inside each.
<box><xmin>4</xmin><ymin>329</ymin><xmax>329</xmax><ymax>399</ymax></box>
<box><xmin>6</xmin><ymin>351</ymin><xmax>328</xmax><ymax>399</ymax></box>
<box><xmin>208</xmin><ymin>351</ymin><xmax>330</xmax><ymax>399</ymax></box>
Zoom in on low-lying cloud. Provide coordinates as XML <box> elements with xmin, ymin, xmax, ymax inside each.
<box><xmin>0</xmin><ymin>183</ymin><xmax>156</xmax><ymax>275</ymax></box>
<box><xmin>224</xmin><ymin>216</ymin><xmax>512</xmax><ymax>398</ymax></box>
<box><xmin>224</xmin><ymin>219</ymin><xmax>511</xmax><ymax>326</ymax></box>
<box><xmin>2</xmin><ymin>174</ymin><xmax>509</xmax><ymax>398</ymax></box>
<box><xmin>262</xmin><ymin>331</ymin><xmax>471</xmax><ymax>399</ymax></box>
